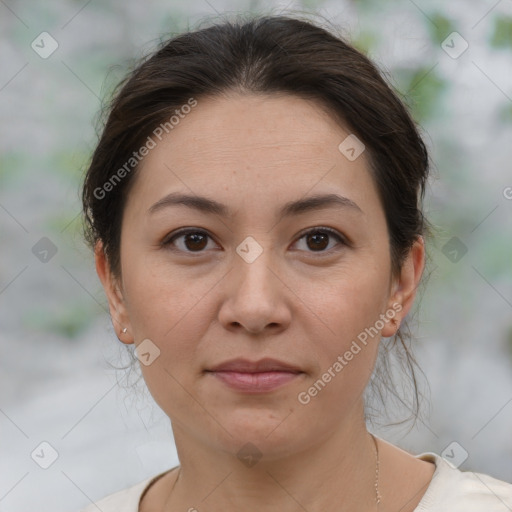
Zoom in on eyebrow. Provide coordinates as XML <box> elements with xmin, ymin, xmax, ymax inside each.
<box><xmin>148</xmin><ymin>192</ymin><xmax>363</xmax><ymax>219</ymax></box>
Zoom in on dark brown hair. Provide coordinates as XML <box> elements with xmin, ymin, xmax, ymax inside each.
<box><xmin>82</xmin><ymin>13</ymin><xmax>431</xmax><ymax>429</ymax></box>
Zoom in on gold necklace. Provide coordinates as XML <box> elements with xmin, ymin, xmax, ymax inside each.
<box><xmin>371</xmin><ymin>432</ymin><xmax>382</xmax><ymax>508</ymax></box>
<box><xmin>165</xmin><ymin>434</ymin><xmax>382</xmax><ymax>509</ymax></box>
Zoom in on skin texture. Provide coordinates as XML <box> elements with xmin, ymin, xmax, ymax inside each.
<box><xmin>95</xmin><ymin>93</ymin><xmax>434</xmax><ymax>512</ymax></box>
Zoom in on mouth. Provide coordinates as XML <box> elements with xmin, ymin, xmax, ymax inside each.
<box><xmin>204</xmin><ymin>357</ymin><xmax>304</xmax><ymax>393</ymax></box>
<box><xmin>205</xmin><ymin>370</ymin><xmax>303</xmax><ymax>392</ymax></box>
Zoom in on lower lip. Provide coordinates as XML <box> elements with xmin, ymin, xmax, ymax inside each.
<box><xmin>207</xmin><ymin>371</ymin><xmax>302</xmax><ymax>392</ymax></box>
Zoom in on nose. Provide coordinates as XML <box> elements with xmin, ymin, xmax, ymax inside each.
<box><xmin>218</xmin><ymin>248</ymin><xmax>292</xmax><ymax>335</ymax></box>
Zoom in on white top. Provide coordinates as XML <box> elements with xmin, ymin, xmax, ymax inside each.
<box><xmin>78</xmin><ymin>452</ymin><xmax>512</xmax><ymax>511</ymax></box>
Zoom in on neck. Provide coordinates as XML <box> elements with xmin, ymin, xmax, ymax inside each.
<box><xmin>165</xmin><ymin>403</ymin><xmax>380</xmax><ymax>512</ymax></box>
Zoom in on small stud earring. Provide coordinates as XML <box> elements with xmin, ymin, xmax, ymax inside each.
<box><xmin>122</xmin><ymin>328</ymin><xmax>127</xmax><ymax>333</ymax></box>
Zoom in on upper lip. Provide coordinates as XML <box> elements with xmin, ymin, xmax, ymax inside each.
<box><xmin>206</xmin><ymin>357</ymin><xmax>303</xmax><ymax>373</ymax></box>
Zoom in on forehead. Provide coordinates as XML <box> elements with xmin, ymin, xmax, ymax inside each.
<box><xmin>157</xmin><ymin>93</ymin><xmax>349</xmax><ymax>165</ymax></box>
<box><xmin>125</xmin><ymin>93</ymin><xmax>380</xmax><ymax>220</ymax></box>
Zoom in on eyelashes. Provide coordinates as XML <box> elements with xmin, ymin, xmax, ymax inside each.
<box><xmin>161</xmin><ymin>226</ymin><xmax>348</xmax><ymax>255</ymax></box>
<box><xmin>292</xmin><ymin>226</ymin><xmax>347</xmax><ymax>253</ymax></box>
<box><xmin>162</xmin><ymin>228</ymin><xmax>216</xmax><ymax>253</ymax></box>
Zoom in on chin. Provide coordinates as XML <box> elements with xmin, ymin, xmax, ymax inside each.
<box><xmin>216</xmin><ymin>410</ymin><xmax>307</xmax><ymax>460</ymax></box>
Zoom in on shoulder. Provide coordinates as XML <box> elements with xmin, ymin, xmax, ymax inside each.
<box><xmin>414</xmin><ymin>452</ymin><xmax>512</xmax><ymax>511</ymax></box>
<box><xmin>77</xmin><ymin>468</ymin><xmax>174</xmax><ymax>512</ymax></box>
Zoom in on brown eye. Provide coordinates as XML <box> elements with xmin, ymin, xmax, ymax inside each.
<box><xmin>306</xmin><ymin>231</ymin><xmax>329</xmax><ymax>251</ymax></box>
<box><xmin>294</xmin><ymin>227</ymin><xmax>346</xmax><ymax>253</ymax></box>
<box><xmin>183</xmin><ymin>232</ymin><xmax>208</xmax><ymax>251</ymax></box>
<box><xmin>163</xmin><ymin>229</ymin><xmax>215</xmax><ymax>253</ymax></box>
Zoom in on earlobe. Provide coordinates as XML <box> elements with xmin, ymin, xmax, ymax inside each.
<box><xmin>381</xmin><ymin>236</ymin><xmax>425</xmax><ymax>338</ymax></box>
<box><xmin>94</xmin><ymin>240</ymin><xmax>134</xmax><ymax>344</ymax></box>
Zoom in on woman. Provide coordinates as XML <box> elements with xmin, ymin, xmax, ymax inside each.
<box><xmin>79</xmin><ymin>13</ymin><xmax>512</xmax><ymax>512</ymax></box>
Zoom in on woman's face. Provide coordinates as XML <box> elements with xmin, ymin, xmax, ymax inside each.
<box><xmin>97</xmin><ymin>93</ymin><xmax>421</xmax><ymax>460</ymax></box>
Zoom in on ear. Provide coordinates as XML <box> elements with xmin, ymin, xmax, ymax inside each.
<box><xmin>95</xmin><ymin>240</ymin><xmax>133</xmax><ymax>344</ymax></box>
<box><xmin>381</xmin><ymin>236</ymin><xmax>425</xmax><ymax>338</ymax></box>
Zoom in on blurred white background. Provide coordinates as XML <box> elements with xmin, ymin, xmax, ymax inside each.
<box><xmin>1</xmin><ymin>0</ymin><xmax>511</xmax><ymax>510</ymax></box>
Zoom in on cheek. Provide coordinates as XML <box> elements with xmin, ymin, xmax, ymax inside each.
<box><xmin>121</xmin><ymin>251</ymin><xmax>216</xmax><ymax>417</ymax></box>
<box><xmin>122</xmin><ymin>244</ymin><xmax>209</xmax><ymax>337</ymax></box>
<box><xmin>303</xmin><ymin>260</ymin><xmax>390</xmax><ymax>384</ymax></box>
<box><xmin>316</xmin><ymin>259</ymin><xmax>390</xmax><ymax>335</ymax></box>
<box><xmin>292</xmin><ymin>283</ymin><xmax>385</xmax><ymax>430</ymax></box>
<box><xmin>120</xmin><ymin>247</ymin><xmax>218</xmax><ymax>393</ymax></box>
